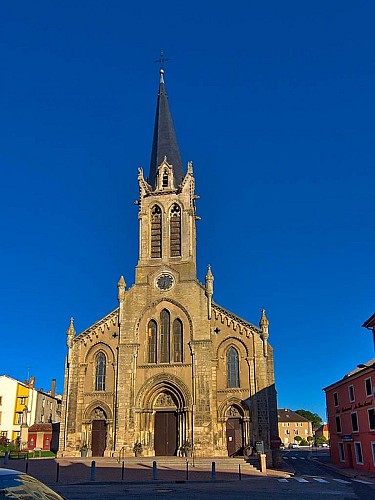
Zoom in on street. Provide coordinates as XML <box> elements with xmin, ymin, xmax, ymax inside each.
<box><xmin>48</xmin><ymin>450</ymin><xmax>375</xmax><ymax>500</ymax></box>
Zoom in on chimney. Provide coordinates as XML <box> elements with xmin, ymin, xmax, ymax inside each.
<box><xmin>51</xmin><ymin>379</ymin><xmax>56</xmax><ymax>398</ymax></box>
<box><xmin>29</xmin><ymin>377</ymin><xmax>35</xmax><ymax>388</ymax></box>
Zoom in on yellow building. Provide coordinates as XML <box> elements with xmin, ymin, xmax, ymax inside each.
<box><xmin>277</xmin><ymin>408</ymin><xmax>313</xmax><ymax>446</ymax></box>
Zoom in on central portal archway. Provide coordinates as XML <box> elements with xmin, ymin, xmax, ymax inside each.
<box><xmin>153</xmin><ymin>391</ymin><xmax>178</xmax><ymax>456</ymax></box>
<box><xmin>136</xmin><ymin>375</ymin><xmax>192</xmax><ymax>457</ymax></box>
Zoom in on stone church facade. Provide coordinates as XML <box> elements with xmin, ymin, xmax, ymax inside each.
<box><xmin>59</xmin><ymin>69</ymin><xmax>279</xmax><ymax>464</ymax></box>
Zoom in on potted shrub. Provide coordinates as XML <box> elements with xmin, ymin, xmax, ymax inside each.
<box><xmin>80</xmin><ymin>443</ymin><xmax>88</xmax><ymax>458</ymax></box>
<box><xmin>181</xmin><ymin>441</ymin><xmax>192</xmax><ymax>458</ymax></box>
<box><xmin>133</xmin><ymin>441</ymin><xmax>143</xmax><ymax>457</ymax></box>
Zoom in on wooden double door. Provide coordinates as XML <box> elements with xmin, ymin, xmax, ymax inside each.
<box><xmin>154</xmin><ymin>411</ymin><xmax>177</xmax><ymax>456</ymax></box>
<box><xmin>226</xmin><ymin>418</ymin><xmax>243</xmax><ymax>457</ymax></box>
<box><xmin>91</xmin><ymin>420</ymin><xmax>107</xmax><ymax>457</ymax></box>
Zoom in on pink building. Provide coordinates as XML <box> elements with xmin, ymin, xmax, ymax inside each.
<box><xmin>324</xmin><ymin>359</ymin><xmax>375</xmax><ymax>471</ymax></box>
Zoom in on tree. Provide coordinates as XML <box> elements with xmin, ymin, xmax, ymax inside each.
<box><xmin>316</xmin><ymin>435</ymin><xmax>328</xmax><ymax>446</ymax></box>
<box><xmin>294</xmin><ymin>436</ymin><xmax>302</xmax><ymax>443</ymax></box>
<box><xmin>295</xmin><ymin>409</ymin><xmax>322</xmax><ymax>430</ymax></box>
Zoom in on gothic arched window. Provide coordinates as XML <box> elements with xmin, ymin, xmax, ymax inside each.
<box><xmin>170</xmin><ymin>204</ymin><xmax>181</xmax><ymax>257</ymax></box>
<box><xmin>148</xmin><ymin>320</ymin><xmax>157</xmax><ymax>363</ymax></box>
<box><xmin>95</xmin><ymin>352</ymin><xmax>106</xmax><ymax>391</ymax></box>
<box><xmin>151</xmin><ymin>205</ymin><xmax>162</xmax><ymax>258</ymax></box>
<box><xmin>227</xmin><ymin>347</ymin><xmax>240</xmax><ymax>388</ymax></box>
<box><xmin>160</xmin><ymin>309</ymin><xmax>170</xmax><ymax>363</ymax></box>
<box><xmin>173</xmin><ymin>318</ymin><xmax>183</xmax><ymax>362</ymax></box>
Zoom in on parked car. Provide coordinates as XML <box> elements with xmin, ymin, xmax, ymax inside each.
<box><xmin>0</xmin><ymin>468</ymin><xmax>63</xmax><ymax>499</ymax></box>
<box><xmin>321</xmin><ymin>443</ymin><xmax>329</xmax><ymax>447</ymax></box>
<box><xmin>288</xmin><ymin>443</ymin><xmax>299</xmax><ymax>449</ymax></box>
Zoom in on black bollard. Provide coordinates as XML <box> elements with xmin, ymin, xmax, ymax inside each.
<box><xmin>211</xmin><ymin>461</ymin><xmax>216</xmax><ymax>481</ymax></box>
<box><xmin>90</xmin><ymin>460</ymin><xmax>96</xmax><ymax>482</ymax></box>
<box><xmin>56</xmin><ymin>463</ymin><xmax>60</xmax><ymax>483</ymax></box>
<box><xmin>121</xmin><ymin>461</ymin><xmax>125</xmax><ymax>480</ymax></box>
<box><xmin>238</xmin><ymin>464</ymin><xmax>242</xmax><ymax>480</ymax></box>
<box><xmin>186</xmin><ymin>460</ymin><xmax>189</xmax><ymax>480</ymax></box>
<box><xmin>153</xmin><ymin>460</ymin><xmax>157</xmax><ymax>480</ymax></box>
<box><xmin>4</xmin><ymin>451</ymin><xmax>8</xmax><ymax>465</ymax></box>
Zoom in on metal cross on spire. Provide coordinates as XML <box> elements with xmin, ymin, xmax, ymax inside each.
<box><xmin>154</xmin><ymin>49</ymin><xmax>170</xmax><ymax>70</ymax></box>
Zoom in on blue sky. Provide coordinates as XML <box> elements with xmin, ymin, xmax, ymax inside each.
<box><xmin>1</xmin><ymin>1</ymin><xmax>374</xmax><ymax>420</ymax></box>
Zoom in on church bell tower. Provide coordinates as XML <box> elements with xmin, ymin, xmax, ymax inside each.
<box><xmin>135</xmin><ymin>69</ymin><xmax>198</xmax><ymax>287</ymax></box>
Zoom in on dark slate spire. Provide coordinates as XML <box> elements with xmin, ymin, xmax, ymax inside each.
<box><xmin>148</xmin><ymin>69</ymin><xmax>184</xmax><ymax>188</ymax></box>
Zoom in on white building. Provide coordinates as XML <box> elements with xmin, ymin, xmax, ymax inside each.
<box><xmin>0</xmin><ymin>375</ymin><xmax>61</xmax><ymax>445</ymax></box>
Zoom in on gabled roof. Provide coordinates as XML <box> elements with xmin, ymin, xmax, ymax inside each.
<box><xmin>148</xmin><ymin>69</ymin><xmax>184</xmax><ymax>188</ymax></box>
<box><xmin>323</xmin><ymin>358</ymin><xmax>375</xmax><ymax>391</ymax></box>
<box><xmin>363</xmin><ymin>312</ymin><xmax>375</xmax><ymax>329</ymax></box>
<box><xmin>277</xmin><ymin>408</ymin><xmax>311</xmax><ymax>422</ymax></box>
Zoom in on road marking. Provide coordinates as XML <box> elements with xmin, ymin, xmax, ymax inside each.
<box><xmin>300</xmin><ymin>457</ymin><xmax>306</xmax><ymax>460</ymax></box>
<box><xmin>352</xmin><ymin>479</ymin><xmax>374</xmax><ymax>484</ymax></box>
<box><xmin>294</xmin><ymin>477</ymin><xmax>309</xmax><ymax>483</ymax></box>
<box><xmin>277</xmin><ymin>479</ymin><xmax>289</xmax><ymax>482</ymax></box>
<box><xmin>291</xmin><ymin>457</ymin><xmax>297</xmax><ymax>460</ymax></box>
<box><xmin>313</xmin><ymin>478</ymin><xmax>329</xmax><ymax>483</ymax></box>
<box><xmin>332</xmin><ymin>479</ymin><xmax>351</xmax><ymax>484</ymax></box>
<box><xmin>282</xmin><ymin>456</ymin><xmax>288</xmax><ymax>459</ymax></box>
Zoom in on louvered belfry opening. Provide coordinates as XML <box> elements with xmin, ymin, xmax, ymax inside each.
<box><xmin>151</xmin><ymin>205</ymin><xmax>162</xmax><ymax>258</ymax></box>
<box><xmin>170</xmin><ymin>204</ymin><xmax>181</xmax><ymax>257</ymax></box>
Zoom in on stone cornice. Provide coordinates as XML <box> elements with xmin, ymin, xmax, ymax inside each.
<box><xmin>74</xmin><ymin>308</ymin><xmax>119</xmax><ymax>345</ymax></box>
<box><xmin>212</xmin><ymin>303</ymin><xmax>261</xmax><ymax>337</ymax></box>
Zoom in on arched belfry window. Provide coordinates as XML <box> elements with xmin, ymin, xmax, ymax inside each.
<box><xmin>160</xmin><ymin>309</ymin><xmax>170</xmax><ymax>363</ymax></box>
<box><xmin>148</xmin><ymin>320</ymin><xmax>157</xmax><ymax>363</ymax></box>
<box><xmin>173</xmin><ymin>319</ymin><xmax>183</xmax><ymax>362</ymax></box>
<box><xmin>227</xmin><ymin>347</ymin><xmax>240</xmax><ymax>388</ymax></box>
<box><xmin>95</xmin><ymin>352</ymin><xmax>106</xmax><ymax>391</ymax></box>
<box><xmin>151</xmin><ymin>205</ymin><xmax>162</xmax><ymax>258</ymax></box>
<box><xmin>162</xmin><ymin>170</ymin><xmax>169</xmax><ymax>188</ymax></box>
<box><xmin>170</xmin><ymin>204</ymin><xmax>181</xmax><ymax>257</ymax></box>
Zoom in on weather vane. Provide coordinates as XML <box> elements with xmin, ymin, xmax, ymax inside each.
<box><xmin>154</xmin><ymin>49</ymin><xmax>170</xmax><ymax>70</ymax></box>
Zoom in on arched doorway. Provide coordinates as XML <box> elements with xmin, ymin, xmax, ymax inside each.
<box><xmin>226</xmin><ymin>405</ymin><xmax>244</xmax><ymax>457</ymax></box>
<box><xmin>91</xmin><ymin>407</ymin><xmax>107</xmax><ymax>457</ymax></box>
<box><xmin>154</xmin><ymin>392</ymin><xmax>178</xmax><ymax>456</ymax></box>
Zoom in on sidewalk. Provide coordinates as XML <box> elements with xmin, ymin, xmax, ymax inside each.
<box><xmin>0</xmin><ymin>456</ymin><xmax>291</xmax><ymax>485</ymax></box>
<box><xmin>312</xmin><ymin>452</ymin><xmax>375</xmax><ymax>482</ymax></box>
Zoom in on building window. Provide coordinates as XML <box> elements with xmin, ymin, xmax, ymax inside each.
<box><xmin>0</xmin><ymin>412</ymin><xmax>1</xmax><ymax>425</ymax></box>
<box><xmin>1</xmin><ymin>431</ymin><xmax>7</xmax><ymax>437</ymax></box>
<box><xmin>285</xmin><ymin>430</ymin><xmax>290</xmax><ymax>435</ymax></box>
<box><xmin>173</xmin><ymin>319</ymin><xmax>183</xmax><ymax>362</ymax></box>
<box><xmin>151</xmin><ymin>205</ymin><xmax>162</xmax><ymax>258</ymax></box>
<box><xmin>348</xmin><ymin>385</ymin><xmax>355</xmax><ymax>403</ymax></box>
<box><xmin>365</xmin><ymin>377</ymin><xmax>373</xmax><ymax>397</ymax></box>
<box><xmin>16</xmin><ymin>413</ymin><xmax>22</xmax><ymax>424</ymax></box>
<box><xmin>227</xmin><ymin>347</ymin><xmax>240</xmax><ymax>388</ymax></box>
<box><xmin>354</xmin><ymin>442</ymin><xmax>363</xmax><ymax>464</ymax></box>
<box><xmin>336</xmin><ymin>415</ymin><xmax>342</xmax><ymax>433</ymax></box>
<box><xmin>170</xmin><ymin>204</ymin><xmax>181</xmax><ymax>257</ymax></box>
<box><xmin>338</xmin><ymin>442</ymin><xmax>345</xmax><ymax>462</ymax></box>
<box><xmin>368</xmin><ymin>408</ymin><xmax>375</xmax><ymax>431</ymax></box>
<box><xmin>351</xmin><ymin>412</ymin><xmax>359</xmax><ymax>432</ymax></box>
<box><xmin>371</xmin><ymin>442</ymin><xmax>375</xmax><ymax>466</ymax></box>
<box><xmin>162</xmin><ymin>170</ymin><xmax>169</xmax><ymax>188</ymax></box>
<box><xmin>95</xmin><ymin>352</ymin><xmax>106</xmax><ymax>391</ymax></box>
<box><xmin>148</xmin><ymin>320</ymin><xmax>157</xmax><ymax>363</ymax></box>
<box><xmin>160</xmin><ymin>309</ymin><xmax>170</xmax><ymax>363</ymax></box>
<box><xmin>0</xmin><ymin>396</ymin><xmax>2</xmax><ymax>405</ymax></box>
<box><xmin>333</xmin><ymin>392</ymin><xmax>339</xmax><ymax>407</ymax></box>
<box><xmin>294</xmin><ymin>429</ymin><xmax>299</xmax><ymax>435</ymax></box>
